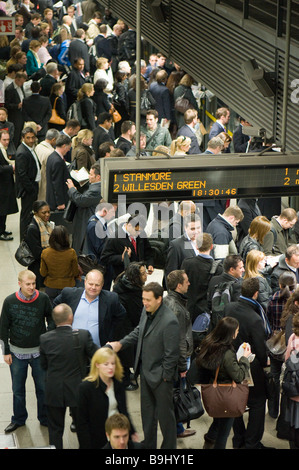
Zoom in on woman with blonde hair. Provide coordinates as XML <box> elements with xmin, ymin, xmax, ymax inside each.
<box><xmin>239</xmin><ymin>215</ymin><xmax>271</xmax><ymax>261</ymax></box>
<box><xmin>93</xmin><ymin>57</ymin><xmax>114</xmax><ymax>93</ymax></box>
<box><xmin>26</xmin><ymin>40</ymin><xmax>43</xmax><ymax>77</ymax></box>
<box><xmin>244</xmin><ymin>249</ymin><xmax>273</xmax><ymax>312</ymax></box>
<box><xmin>77</xmin><ymin>83</ymin><xmax>96</xmax><ymax>130</ymax></box>
<box><xmin>170</xmin><ymin>135</ymin><xmax>191</xmax><ymax>156</ymax></box>
<box><xmin>71</xmin><ymin>129</ymin><xmax>95</xmax><ymax>171</ymax></box>
<box><xmin>76</xmin><ymin>347</ymin><xmax>138</xmax><ymax>449</ymax></box>
<box><xmin>49</xmin><ymin>82</ymin><xmax>66</xmax><ymax>130</ymax></box>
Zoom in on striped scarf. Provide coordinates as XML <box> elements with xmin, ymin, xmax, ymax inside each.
<box><xmin>33</xmin><ymin>215</ymin><xmax>53</xmax><ymax>248</ymax></box>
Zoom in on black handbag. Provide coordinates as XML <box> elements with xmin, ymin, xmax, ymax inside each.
<box><xmin>63</xmin><ymin>200</ymin><xmax>77</xmax><ymax>223</ymax></box>
<box><xmin>173</xmin><ymin>378</ymin><xmax>204</xmax><ymax>424</ymax></box>
<box><xmin>15</xmin><ymin>240</ymin><xmax>35</xmax><ymax>266</ymax></box>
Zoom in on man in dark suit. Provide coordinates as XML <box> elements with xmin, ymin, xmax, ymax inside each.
<box><xmin>0</xmin><ymin>131</ymin><xmax>18</xmax><ymax>241</ymax></box>
<box><xmin>66</xmin><ymin>162</ymin><xmax>102</xmax><ymax>254</ymax></box>
<box><xmin>22</xmin><ymin>81</ymin><xmax>52</xmax><ymax>143</ymax></box>
<box><xmin>92</xmin><ymin>112</ymin><xmax>114</xmax><ymax>160</ymax></box>
<box><xmin>40</xmin><ymin>303</ymin><xmax>98</xmax><ymax>449</ymax></box>
<box><xmin>15</xmin><ymin>127</ymin><xmax>41</xmax><ymax>239</ymax></box>
<box><xmin>53</xmin><ymin>269</ymin><xmax>126</xmax><ymax>348</ymax></box>
<box><xmin>233</xmin><ymin>117</ymin><xmax>251</xmax><ymax>153</ymax></box>
<box><xmin>224</xmin><ymin>277</ymin><xmax>270</xmax><ymax>449</ymax></box>
<box><xmin>68</xmin><ymin>29</ymin><xmax>90</xmax><ymax>73</ymax></box>
<box><xmin>4</xmin><ymin>72</ymin><xmax>27</xmax><ymax>148</ymax></box>
<box><xmin>164</xmin><ymin>213</ymin><xmax>202</xmax><ymax>279</ymax></box>
<box><xmin>65</xmin><ymin>57</ymin><xmax>87</xmax><ymax>108</ymax></box>
<box><xmin>108</xmin><ymin>282</ymin><xmax>180</xmax><ymax>449</ymax></box>
<box><xmin>149</xmin><ymin>69</ymin><xmax>172</xmax><ymax>123</ymax></box>
<box><xmin>177</xmin><ymin>109</ymin><xmax>201</xmax><ymax>155</ymax></box>
<box><xmin>46</xmin><ymin>134</ymin><xmax>71</xmax><ymax>211</ymax></box>
<box><xmin>40</xmin><ymin>62</ymin><xmax>59</xmax><ymax>97</ymax></box>
<box><xmin>182</xmin><ymin>233</ymin><xmax>223</xmax><ymax>322</ymax></box>
<box><xmin>100</xmin><ymin>215</ymin><xmax>154</xmax><ymax>282</ymax></box>
<box><xmin>209</xmin><ymin>107</ymin><xmax>230</xmax><ymax>139</ymax></box>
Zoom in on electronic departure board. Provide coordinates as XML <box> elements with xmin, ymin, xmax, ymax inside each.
<box><xmin>100</xmin><ymin>153</ymin><xmax>299</xmax><ymax>203</ymax></box>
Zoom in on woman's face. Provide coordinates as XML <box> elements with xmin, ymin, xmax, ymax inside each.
<box><xmin>233</xmin><ymin>326</ymin><xmax>239</xmax><ymax>339</ymax></box>
<box><xmin>139</xmin><ymin>265</ymin><xmax>147</xmax><ymax>284</ymax></box>
<box><xmin>181</xmin><ymin>142</ymin><xmax>191</xmax><ymax>153</ymax></box>
<box><xmin>0</xmin><ymin>109</ymin><xmax>7</xmax><ymax>122</ymax></box>
<box><xmin>87</xmin><ymin>87</ymin><xmax>95</xmax><ymax>97</ymax></box>
<box><xmin>257</xmin><ymin>256</ymin><xmax>266</xmax><ymax>270</ymax></box>
<box><xmin>83</xmin><ymin>136</ymin><xmax>93</xmax><ymax>146</ymax></box>
<box><xmin>36</xmin><ymin>205</ymin><xmax>51</xmax><ymax>223</ymax></box>
<box><xmin>96</xmin><ymin>356</ymin><xmax>116</xmax><ymax>380</ymax></box>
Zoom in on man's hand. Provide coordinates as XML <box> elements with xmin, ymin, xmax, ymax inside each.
<box><xmin>147</xmin><ymin>265</ymin><xmax>154</xmax><ymax>274</ymax></box>
<box><xmin>121</xmin><ymin>246</ymin><xmax>131</xmax><ymax>260</ymax></box>
<box><xmin>106</xmin><ymin>341</ymin><xmax>122</xmax><ymax>352</ymax></box>
<box><xmin>4</xmin><ymin>354</ymin><xmax>12</xmax><ymax>366</ymax></box>
<box><xmin>57</xmin><ymin>204</ymin><xmax>65</xmax><ymax>210</ymax></box>
<box><xmin>66</xmin><ymin>178</ymin><xmax>75</xmax><ymax>189</ymax></box>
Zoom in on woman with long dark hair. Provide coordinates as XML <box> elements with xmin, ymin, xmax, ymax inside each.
<box><xmin>194</xmin><ymin>316</ymin><xmax>251</xmax><ymax>449</ymax></box>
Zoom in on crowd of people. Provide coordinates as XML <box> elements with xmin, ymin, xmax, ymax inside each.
<box><xmin>1</xmin><ymin>0</ymin><xmax>299</xmax><ymax>453</ymax></box>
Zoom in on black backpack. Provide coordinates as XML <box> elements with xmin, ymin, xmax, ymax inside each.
<box><xmin>210</xmin><ymin>279</ymin><xmax>236</xmax><ymax>329</ymax></box>
<box><xmin>282</xmin><ymin>344</ymin><xmax>299</xmax><ymax>398</ymax></box>
<box><xmin>148</xmin><ymin>231</ymin><xmax>169</xmax><ymax>270</ymax></box>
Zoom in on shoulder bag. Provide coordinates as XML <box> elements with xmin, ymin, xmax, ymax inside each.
<box><xmin>266</xmin><ymin>330</ymin><xmax>286</xmax><ymax>362</ymax></box>
<box><xmin>173</xmin><ymin>378</ymin><xmax>204</xmax><ymax>425</ymax></box>
<box><xmin>200</xmin><ymin>366</ymin><xmax>249</xmax><ymax>418</ymax></box>
<box><xmin>174</xmin><ymin>91</ymin><xmax>194</xmax><ymax>114</ymax></box>
<box><xmin>15</xmin><ymin>239</ymin><xmax>35</xmax><ymax>266</ymax></box>
<box><xmin>48</xmin><ymin>97</ymin><xmax>65</xmax><ymax>125</ymax></box>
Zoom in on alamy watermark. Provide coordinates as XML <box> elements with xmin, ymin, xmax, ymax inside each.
<box><xmin>291</xmin><ymin>79</ymin><xmax>299</xmax><ymax>104</ymax></box>
<box><xmin>94</xmin><ymin>195</ymin><xmax>203</xmax><ymax>243</ymax></box>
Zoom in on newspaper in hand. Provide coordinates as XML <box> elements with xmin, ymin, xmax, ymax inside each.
<box><xmin>70</xmin><ymin>167</ymin><xmax>89</xmax><ymax>187</ymax></box>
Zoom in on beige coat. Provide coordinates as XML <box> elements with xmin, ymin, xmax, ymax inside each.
<box><xmin>35</xmin><ymin>140</ymin><xmax>55</xmax><ymax>201</ymax></box>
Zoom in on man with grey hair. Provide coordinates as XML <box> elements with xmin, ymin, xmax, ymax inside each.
<box><xmin>40</xmin><ymin>62</ymin><xmax>60</xmax><ymax>97</ymax></box>
<box><xmin>35</xmin><ymin>128</ymin><xmax>60</xmax><ymax>200</ymax></box>
<box><xmin>203</xmin><ymin>136</ymin><xmax>224</xmax><ymax>154</ymax></box>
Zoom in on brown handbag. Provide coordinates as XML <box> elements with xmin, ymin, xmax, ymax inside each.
<box><xmin>49</xmin><ymin>97</ymin><xmax>66</xmax><ymax>125</ymax></box>
<box><xmin>200</xmin><ymin>366</ymin><xmax>249</xmax><ymax>418</ymax></box>
<box><xmin>109</xmin><ymin>107</ymin><xmax>122</xmax><ymax>123</ymax></box>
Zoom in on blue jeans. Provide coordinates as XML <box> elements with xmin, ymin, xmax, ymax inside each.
<box><xmin>9</xmin><ymin>354</ymin><xmax>47</xmax><ymax>425</ymax></box>
<box><xmin>206</xmin><ymin>417</ymin><xmax>235</xmax><ymax>449</ymax></box>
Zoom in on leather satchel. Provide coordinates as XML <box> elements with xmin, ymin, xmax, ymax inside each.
<box><xmin>201</xmin><ymin>366</ymin><xmax>249</xmax><ymax>418</ymax></box>
<box><xmin>15</xmin><ymin>240</ymin><xmax>35</xmax><ymax>267</ymax></box>
<box><xmin>173</xmin><ymin>378</ymin><xmax>204</xmax><ymax>424</ymax></box>
<box><xmin>266</xmin><ymin>330</ymin><xmax>286</xmax><ymax>362</ymax></box>
<box><xmin>174</xmin><ymin>92</ymin><xmax>194</xmax><ymax>114</ymax></box>
<box><xmin>48</xmin><ymin>97</ymin><xmax>65</xmax><ymax>125</ymax></box>
<box><xmin>109</xmin><ymin>107</ymin><xmax>122</xmax><ymax>123</ymax></box>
